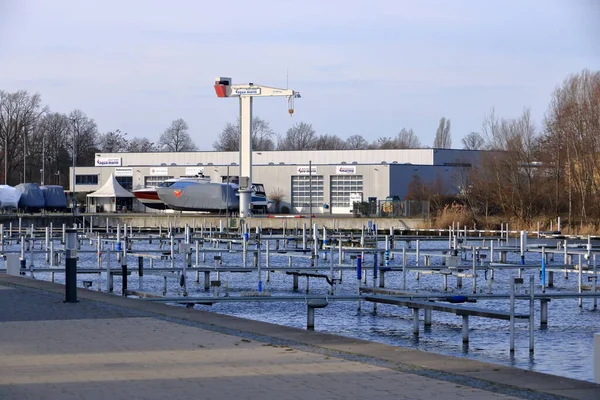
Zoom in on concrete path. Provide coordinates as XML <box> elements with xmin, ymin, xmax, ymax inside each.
<box><xmin>1</xmin><ymin>275</ymin><xmax>598</xmax><ymax>400</ymax></box>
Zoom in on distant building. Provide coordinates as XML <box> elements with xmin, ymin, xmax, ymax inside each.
<box><xmin>71</xmin><ymin>148</ymin><xmax>480</xmax><ymax>214</ymax></box>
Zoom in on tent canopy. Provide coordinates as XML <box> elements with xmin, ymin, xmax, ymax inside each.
<box><xmin>87</xmin><ymin>174</ymin><xmax>134</xmax><ymax>198</ymax></box>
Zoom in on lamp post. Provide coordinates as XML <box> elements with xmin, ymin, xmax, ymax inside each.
<box><xmin>226</xmin><ymin>164</ymin><xmax>230</xmax><ymax>232</ymax></box>
<box><xmin>69</xmin><ymin>118</ymin><xmax>77</xmax><ymax>216</ymax></box>
<box><xmin>41</xmin><ymin>132</ymin><xmax>45</xmax><ymax>186</ymax></box>
<box><xmin>23</xmin><ymin>126</ymin><xmax>26</xmax><ymax>183</ymax></box>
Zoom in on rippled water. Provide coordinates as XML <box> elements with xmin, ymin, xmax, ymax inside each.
<box><xmin>27</xmin><ymin>234</ymin><xmax>600</xmax><ymax>383</ymax></box>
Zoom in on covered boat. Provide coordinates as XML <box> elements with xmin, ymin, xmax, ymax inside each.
<box><xmin>15</xmin><ymin>183</ymin><xmax>45</xmax><ymax>212</ymax></box>
<box><xmin>134</xmin><ymin>175</ymin><xmax>211</xmax><ymax>210</ymax></box>
<box><xmin>40</xmin><ymin>185</ymin><xmax>67</xmax><ymax>211</ymax></box>
<box><xmin>157</xmin><ymin>181</ymin><xmax>239</xmax><ymax>212</ymax></box>
<box><xmin>0</xmin><ymin>185</ymin><xmax>21</xmax><ymax>210</ymax></box>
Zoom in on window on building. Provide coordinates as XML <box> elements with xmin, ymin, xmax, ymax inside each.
<box><xmin>115</xmin><ymin>176</ymin><xmax>133</xmax><ymax>191</ymax></box>
<box><xmin>292</xmin><ymin>175</ymin><xmax>324</xmax><ymax>208</ymax></box>
<box><xmin>75</xmin><ymin>175</ymin><xmax>98</xmax><ymax>185</ymax></box>
<box><xmin>144</xmin><ymin>176</ymin><xmax>173</xmax><ymax>187</ymax></box>
<box><xmin>330</xmin><ymin>175</ymin><xmax>363</xmax><ymax>208</ymax></box>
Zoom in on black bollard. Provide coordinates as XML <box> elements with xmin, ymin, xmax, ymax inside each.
<box><xmin>138</xmin><ymin>256</ymin><xmax>144</xmax><ymax>277</ymax></box>
<box><xmin>121</xmin><ymin>241</ymin><xmax>127</xmax><ymax>296</ymax></box>
<box><xmin>64</xmin><ymin>228</ymin><xmax>78</xmax><ymax>303</ymax></box>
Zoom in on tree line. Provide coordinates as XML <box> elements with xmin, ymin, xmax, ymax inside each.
<box><xmin>212</xmin><ymin>118</ymin><xmax>455</xmax><ymax>151</ymax></box>
<box><xmin>408</xmin><ymin>69</ymin><xmax>600</xmax><ymax>225</ymax></box>
<box><xmin>0</xmin><ymin>90</ymin><xmax>197</xmax><ymax>186</ymax></box>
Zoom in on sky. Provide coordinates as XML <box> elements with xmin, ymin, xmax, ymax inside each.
<box><xmin>0</xmin><ymin>0</ymin><xmax>599</xmax><ymax>150</ymax></box>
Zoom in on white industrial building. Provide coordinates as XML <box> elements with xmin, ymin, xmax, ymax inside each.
<box><xmin>70</xmin><ymin>148</ymin><xmax>479</xmax><ymax>214</ymax></box>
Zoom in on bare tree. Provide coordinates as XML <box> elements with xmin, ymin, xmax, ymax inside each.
<box><xmin>159</xmin><ymin>118</ymin><xmax>197</xmax><ymax>152</ymax></box>
<box><xmin>544</xmin><ymin>69</ymin><xmax>600</xmax><ymax>221</ymax></box>
<box><xmin>98</xmin><ymin>129</ymin><xmax>129</xmax><ymax>152</ymax></box>
<box><xmin>213</xmin><ymin>117</ymin><xmax>276</xmax><ymax>151</ymax></box>
<box><xmin>314</xmin><ymin>134</ymin><xmax>346</xmax><ymax>150</ymax></box>
<box><xmin>68</xmin><ymin>109</ymin><xmax>99</xmax><ymax>166</ymax></box>
<box><xmin>345</xmin><ymin>134</ymin><xmax>369</xmax><ymax>149</ymax></box>
<box><xmin>461</xmin><ymin>132</ymin><xmax>485</xmax><ymax>150</ymax></box>
<box><xmin>0</xmin><ymin>90</ymin><xmax>48</xmax><ymax>184</ymax></box>
<box><xmin>397</xmin><ymin>128</ymin><xmax>421</xmax><ymax>148</ymax></box>
<box><xmin>277</xmin><ymin>122</ymin><xmax>317</xmax><ymax>150</ymax></box>
<box><xmin>433</xmin><ymin>117</ymin><xmax>452</xmax><ymax>148</ymax></box>
<box><xmin>127</xmin><ymin>137</ymin><xmax>158</xmax><ymax>152</ymax></box>
<box><xmin>36</xmin><ymin>113</ymin><xmax>70</xmax><ymax>186</ymax></box>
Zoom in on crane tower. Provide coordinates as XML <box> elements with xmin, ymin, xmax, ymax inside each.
<box><xmin>214</xmin><ymin>77</ymin><xmax>301</xmax><ymax>218</ymax></box>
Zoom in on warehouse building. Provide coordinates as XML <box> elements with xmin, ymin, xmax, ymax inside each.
<box><xmin>70</xmin><ymin>148</ymin><xmax>480</xmax><ymax>214</ymax></box>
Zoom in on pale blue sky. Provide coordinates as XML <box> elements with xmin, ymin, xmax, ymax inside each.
<box><xmin>1</xmin><ymin>0</ymin><xmax>598</xmax><ymax>149</ymax></box>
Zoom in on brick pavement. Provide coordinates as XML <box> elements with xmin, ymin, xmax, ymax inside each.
<box><xmin>0</xmin><ymin>276</ymin><xmax>598</xmax><ymax>400</ymax></box>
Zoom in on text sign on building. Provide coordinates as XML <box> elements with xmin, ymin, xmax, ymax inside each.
<box><xmin>149</xmin><ymin>167</ymin><xmax>169</xmax><ymax>176</ymax></box>
<box><xmin>185</xmin><ymin>166</ymin><xmax>204</xmax><ymax>176</ymax></box>
<box><xmin>297</xmin><ymin>166</ymin><xmax>317</xmax><ymax>175</ymax></box>
<box><xmin>114</xmin><ymin>167</ymin><xmax>133</xmax><ymax>177</ymax></box>
<box><xmin>95</xmin><ymin>157</ymin><xmax>122</xmax><ymax>167</ymax></box>
<box><xmin>336</xmin><ymin>165</ymin><xmax>356</xmax><ymax>175</ymax></box>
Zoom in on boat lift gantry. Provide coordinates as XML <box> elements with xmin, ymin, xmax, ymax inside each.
<box><xmin>214</xmin><ymin>77</ymin><xmax>301</xmax><ymax>218</ymax></box>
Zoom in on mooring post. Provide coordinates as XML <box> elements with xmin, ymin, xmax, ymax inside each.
<box><xmin>578</xmin><ymin>254</ymin><xmax>583</xmax><ymax>308</ymax></box>
<box><xmin>593</xmin><ymin>254</ymin><xmax>597</xmax><ymax>310</ymax></box>
<box><xmin>121</xmin><ymin>239</ymin><xmax>127</xmax><ymax>296</ymax></box>
<box><xmin>402</xmin><ymin>247</ymin><xmax>407</xmax><ymax>290</ymax></box>
<box><xmin>138</xmin><ymin>256</ymin><xmax>144</xmax><ymax>290</ymax></box>
<box><xmin>541</xmin><ymin>247</ymin><xmax>546</xmax><ymax>292</ymax></box>
<box><xmin>529</xmin><ymin>275</ymin><xmax>534</xmax><ymax>353</ymax></box>
<box><xmin>472</xmin><ymin>247</ymin><xmax>477</xmax><ymax>294</ymax></box>
<box><xmin>292</xmin><ymin>274</ymin><xmax>299</xmax><ymax>291</ymax></box>
<box><xmin>412</xmin><ymin>308</ymin><xmax>419</xmax><ymax>336</ymax></box>
<box><xmin>509</xmin><ymin>277</ymin><xmax>516</xmax><ymax>353</ymax></box>
<box><xmin>64</xmin><ymin>228</ymin><xmax>78</xmax><ymax>303</ymax></box>
<box><xmin>424</xmin><ymin>309</ymin><xmax>432</xmax><ymax>327</ymax></box>
<box><xmin>540</xmin><ymin>299</ymin><xmax>549</xmax><ymax>327</ymax></box>
<box><xmin>45</xmin><ymin>226</ymin><xmax>49</xmax><ymax>262</ymax></box>
<box><xmin>306</xmin><ymin>299</ymin><xmax>328</xmax><ymax>330</ymax></box>
<box><xmin>19</xmin><ymin>236</ymin><xmax>25</xmax><ymax>274</ymax></box>
<box><xmin>204</xmin><ymin>271</ymin><xmax>210</xmax><ymax>291</ymax></box>
<box><xmin>302</xmin><ymin>223</ymin><xmax>307</xmax><ymax>250</ymax></box>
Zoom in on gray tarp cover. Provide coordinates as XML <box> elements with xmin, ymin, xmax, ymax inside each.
<box><xmin>156</xmin><ymin>183</ymin><xmax>238</xmax><ymax>211</ymax></box>
<box><xmin>15</xmin><ymin>183</ymin><xmax>45</xmax><ymax>209</ymax></box>
<box><xmin>0</xmin><ymin>185</ymin><xmax>21</xmax><ymax>209</ymax></box>
<box><xmin>40</xmin><ymin>185</ymin><xmax>67</xmax><ymax>208</ymax></box>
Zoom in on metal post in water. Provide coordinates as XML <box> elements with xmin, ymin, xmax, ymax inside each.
<box><xmin>121</xmin><ymin>239</ymin><xmax>128</xmax><ymax>296</ymax></box>
<box><xmin>472</xmin><ymin>247</ymin><xmax>477</xmax><ymax>294</ymax></box>
<box><xmin>45</xmin><ymin>226</ymin><xmax>49</xmax><ymax>262</ymax></box>
<box><xmin>541</xmin><ymin>247</ymin><xmax>546</xmax><ymax>292</ymax></box>
<box><xmin>64</xmin><ymin>229</ymin><xmax>78</xmax><ymax>303</ymax></box>
<box><xmin>302</xmin><ymin>223</ymin><xmax>307</xmax><ymax>250</ymax></box>
<box><xmin>509</xmin><ymin>277</ymin><xmax>515</xmax><ymax>353</ymax></box>
<box><xmin>578</xmin><ymin>254</ymin><xmax>583</xmax><ymax>308</ymax></box>
<box><xmin>402</xmin><ymin>247</ymin><xmax>407</xmax><ymax>290</ymax></box>
<box><xmin>593</xmin><ymin>254</ymin><xmax>597</xmax><ymax>310</ymax></box>
<box><xmin>529</xmin><ymin>275</ymin><xmax>534</xmax><ymax>353</ymax></box>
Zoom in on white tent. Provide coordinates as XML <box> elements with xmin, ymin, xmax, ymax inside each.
<box><xmin>86</xmin><ymin>174</ymin><xmax>134</xmax><ymax>213</ymax></box>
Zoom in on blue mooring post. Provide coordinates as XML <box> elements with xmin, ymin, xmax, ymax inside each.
<box><xmin>385</xmin><ymin>250</ymin><xmax>390</xmax><ymax>267</ymax></box>
<box><xmin>541</xmin><ymin>248</ymin><xmax>546</xmax><ymax>289</ymax></box>
<box><xmin>356</xmin><ymin>254</ymin><xmax>362</xmax><ymax>280</ymax></box>
<box><xmin>64</xmin><ymin>228</ymin><xmax>78</xmax><ymax>303</ymax></box>
<box><xmin>373</xmin><ymin>253</ymin><xmax>378</xmax><ymax>279</ymax></box>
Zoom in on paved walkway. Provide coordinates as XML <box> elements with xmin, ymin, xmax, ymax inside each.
<box><xmin>0</xmin><ymin>275</ymin><xmax>598</xmax><ymax>400</ymax></box>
